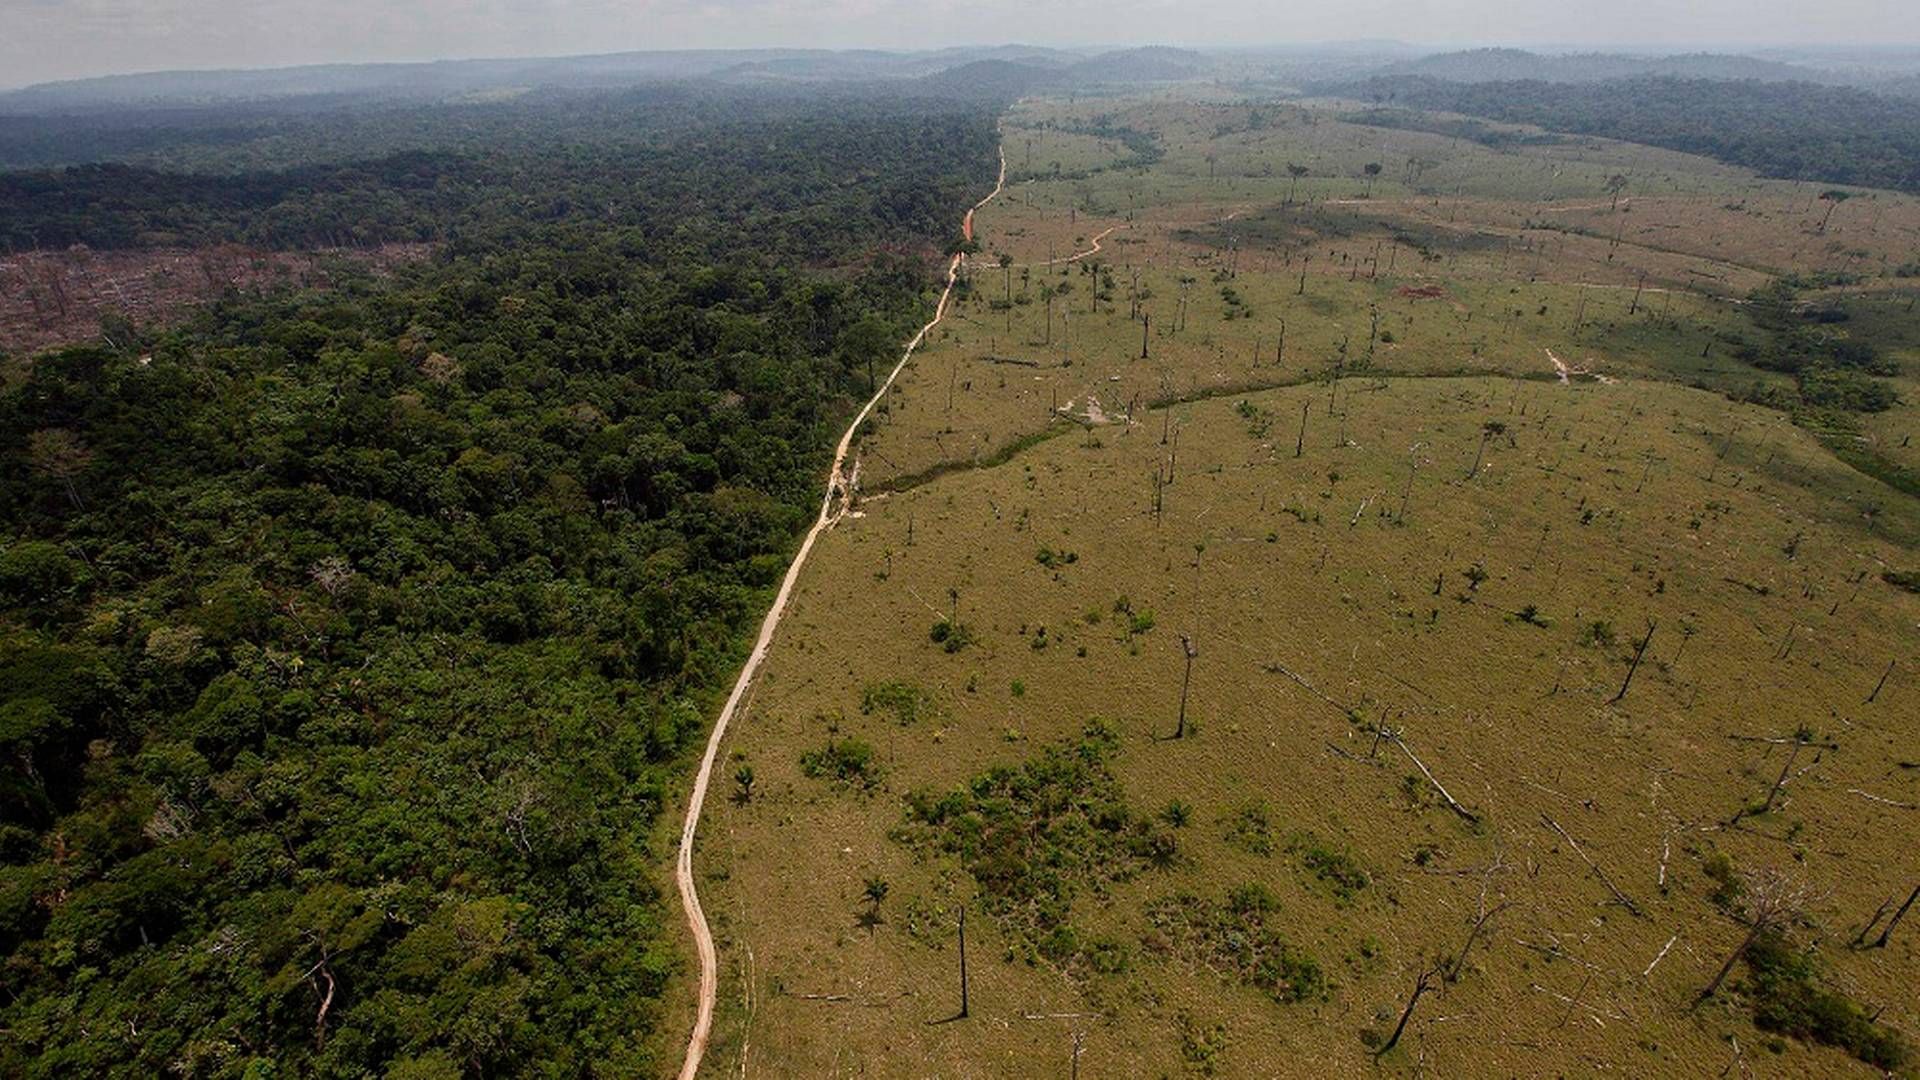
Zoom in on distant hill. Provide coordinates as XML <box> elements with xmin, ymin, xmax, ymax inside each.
<box><xmin>1067</xmin><ymin>46</ymin><xmax>1212</xmax><ymax>84</ymax></box>
<box><xmin>1379</xmin><ymin>47</ymin><xmax>1836</xmax><ymax>85</ymax></box>
<box><xmin>1327</xmin><ymin>74</ymin><xmax>1920</xmax><ymax>193</ymax></box>
<box><xmin>0</xmin><ymin>46</ymin><xmax>1099</xmax><ymax>113</ymax></box>
<box><xmin>912</xmin><ymin>60</ymin><xmax>1066</xmax><ymax>102</ymax></box>
<box><xmin>0</xmin><ymin>44</ymin><xmax>1222</xmax><ymax>117</ymax></box>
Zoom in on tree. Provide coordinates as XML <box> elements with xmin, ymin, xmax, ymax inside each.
<box><xmin>1174</xmin><ymin>634</ymin><xmax>1198</xmax><ymax>739</ymax></box>
<box><xmin>1286</xmin><ymin>163</ymin><xmax>1308</xmax><ymax>205</ymax></box>
<box><xmin>1362</xmin><ymin>162</ymin><xmax>1383</xmax><ymax>197</ymax></box>
<box><xmin>1605</xmin><ymin>173</ymin><xmax>1629</xmax><ymax>210</ymax></box>
<box><xmin>1817</xmin><ymin>189</ymin><xmax>1852</xmax><ymax>234</ymax></box>
<box><xmin>1466</xmin><ymin>420</ymin><xmax>1505</xmax><ymax>479</ymax></box>
<box><xmin>733</xmin><ymin>764</ymin><xmax>755</xmax><ymax>803</ymax></box>
<box><xmin>1695</xmin><ymin>867</ymin><xmax>1813</xmax><ymax>1007</ymax></box>
<box><xmin>28</xmin><ymin>428</ymin><xmax>92</xmax><ymax>509</ymax></box>
<box><xmin>1375</xmin><ymin>964</ymin><xmax>1439</xmax><ymax>1057</ymax></box>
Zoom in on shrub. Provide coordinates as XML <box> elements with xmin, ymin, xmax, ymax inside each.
<box><xmin>896</xmin><ymin>721</ymin><xmax>1174</xmax><ymax>947</ymax></box>
<box><xmin>1288</xmin><ymin>834</ymin><xmax>1370</xmax><ymax>902</ymax></box>
<box><xmin>799</xmin><ymin>737</ymin><xmax>878</xmax><ymax>787</ymax></box>
<box><xmin>861</xmin><ymin>680</ymin><xmax>932</xmax><ymax>725</ymax></box>
<box><xmin>1745</xmin><ymin>933</ymin><xmax>1908</xmax><ymax>1070</ymax></box>
<box><xmin>1147</xmin><ymin>887</ymin><xmax>1327</xmax><ymax>1004</ymax></box>
<box><xmin>1224</xmin><ymin>802</ymin><xmax>1277</xmax><ymax>856</ymax></box>
<box><xmin>929</xmin><ymin>619</ymin><xmax>975</xmax><ymax>653</ymax></box>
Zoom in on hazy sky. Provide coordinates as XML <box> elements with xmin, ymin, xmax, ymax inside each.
<box><xmin>5</xmin><ymin>0</ymin><xmax>1919</xmax><ymax>87</ymax></box>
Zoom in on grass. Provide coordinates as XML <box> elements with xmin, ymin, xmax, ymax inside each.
<box><xmin>687</xmin><ymin>85</ymin><xmax>1920</xmax><ymax>1077</ymax></box>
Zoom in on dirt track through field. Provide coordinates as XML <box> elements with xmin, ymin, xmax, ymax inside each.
<box><xmin>1033</xmin><ymin>224</ymin><xmax>1122</xmax><ymax>266</ymax></box>
<box><xmin>671</xmin><ymin>145</ymin><xmax>1006</xmax><ymax>1080</ymax></box>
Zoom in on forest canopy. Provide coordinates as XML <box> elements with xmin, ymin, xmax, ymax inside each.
<box><xmin>1331</xmin><ymin>76</ymin><xmax>1920</xmax><ymax>193</ymax></box>
<box><xmin>0</xmin><ymin>85</ymin><xmax>1000</xmax><ymax>1076</ymax></box>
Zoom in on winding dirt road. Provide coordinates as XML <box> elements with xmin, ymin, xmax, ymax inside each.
<box><xmin>1034</xmin><ymin>223</ymin><xmax>1122</xmax><ymax>266</ymax></box>
<box><xmin>672</xmin><ymin>146</ymin><xmax>1006</xmax><ymax>1080</ymax></box>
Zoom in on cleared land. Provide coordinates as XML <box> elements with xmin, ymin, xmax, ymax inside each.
<box><xmin>684</xmin><ymin>90</ymin><xmax>1920</xmax><ymax>1077</ymax></box>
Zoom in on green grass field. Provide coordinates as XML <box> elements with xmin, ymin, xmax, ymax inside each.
<box><xmin>686</xmin><ymin>89</ymin><xmax>1920</xmax><ymax>1077</ymax></box>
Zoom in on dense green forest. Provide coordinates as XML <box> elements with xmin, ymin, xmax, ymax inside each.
<box><xmin>0</xmin><ymin>88</ymin><xmax>998</xmax><ymax>1076</ymax></box>
<box><xmin>1331</xmin><ymin>76</ymin><xmax>1920</xmax><ymax>192</ymax></box>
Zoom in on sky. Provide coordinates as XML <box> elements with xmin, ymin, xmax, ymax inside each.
<box><xmin>4</xmin><ymin>0</ymin><xmax>1919</xmax><ymax>87</ymax></box>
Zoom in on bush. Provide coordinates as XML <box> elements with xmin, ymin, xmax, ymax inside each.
<box><xmin>1288</xmin><ymin>834</ymin><xmax>1370</xmax><ymax>902</ymax></box>
<box><xmin>1147</xmin><ymin>886</ymin><xmax>1326</xmax><ymax>1004</ymax></box>
<box><xmin>1746</xmin><ymin>932</ymin><xmax>1908</xmax><ymax>1070</ymax></box>
<box><xmin>929</xmin><ymin>619</ymin><xmax>975</xmax><ymax>653</ymax></box>
<box><xmin>861</xmin><ymin>680</ymin><xmax>933</xmax><ymax>725</ymax></box>
<box><xmin>896</xmin><ymin>721</ymin><xmax>1174</xmax><ymax>947</ymax></box>
<box><xmin>1224</xmin><ymin>802</ymin><xmax>1277</xmax><ymax>856</ymax></box>
<box><xmin>799</xmin><ymin>737</ymin><xmax>878</xmax><ymax>787</ymax></box>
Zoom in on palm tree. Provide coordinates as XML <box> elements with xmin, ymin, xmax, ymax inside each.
<box><xmin>1286</xmin><ymin>163</ymin><xmax>1309</xmax><ymax>205</ymax></box>
<box><xmin>1362</xmin><ymin>162</ymin><xmax>1382</xmax><ymax>197</ymax></box>
<box><xmin>1467</xmin><ymin>420</ymin><xmax>1506</xmax><ymax>479</ymax></box>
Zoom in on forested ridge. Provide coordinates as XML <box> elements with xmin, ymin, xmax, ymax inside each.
<box><xmin>0</xmin><ymin>90</ymin><xmax>999</xmax><ymax>1076</ymax></box>
<box><xmin>1331</xmin><ymin>75</ymin><xmax>1920</xmax><ymax>193</ymax></box>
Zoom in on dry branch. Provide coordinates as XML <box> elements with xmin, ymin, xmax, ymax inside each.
<box><xmin>1396</xmin><ymin>732</ymin><xmax>1481</xmax><ymax>824</ymax></box>
<box><xmin>1541</xmin><ymin>813</ymin><xmax>1644</xmax><ymax>917</ymax></box>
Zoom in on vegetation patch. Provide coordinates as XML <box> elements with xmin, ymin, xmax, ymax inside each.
<box><xmin>860</xmin><ymin>680</ymin><xmax>936</xmax><ymax>725</ymax></box>
<box><xmin>895</xmin><ymin>721</ymin><xmax>1175</xmax><ymax>949</ymax></box>
<box><xmin>800</xmin><ymin>736</ymin><xmax>880</xmax><ymax>789</ymax></box>
<box><xmin>1144</xmin><ymin>884</ymin><xmax>1329</xmax><ymax>1004</ymax></box>
<box><xmin>1223</xmin><ymin>801</ymin><xmax>1278</xmax><ymax>855</ymax></box>
<box><xmin>1744</xmin><ymin>932</ymin><xmax>1908</xmax><ymax>1071</ymax></box>
<box><xmin>1287</xmin><ymin>832</ymin><xmax>1371</xmax><ymax>902</ymax></box>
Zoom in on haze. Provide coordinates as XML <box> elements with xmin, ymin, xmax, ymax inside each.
<box><xmin>5</xmin><ymin>0</ymin><xmax>1920</xmax><ymax>89</ymax></box>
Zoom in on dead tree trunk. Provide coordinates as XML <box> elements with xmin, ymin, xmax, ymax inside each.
<box><xmin>957</xmin><ymin>906</ymin><xmax>970</xmax><ymax>1018</ymax></box>
<box><xmin>1874</xmin><ymin>884</ymin><xmax>1919</xmax><ymax>949</ymax></box>
<box><xmin>1175</xmin><ymin>635</ymin><xmax>1197</xmax><ymax>738</ymax></box>
<box><xmin>1375</xmin><ymin>966</ymin><xmax>1437</xmax><ymax>1058</ymax></box>
<box><xmin>1608</xmin><ymin>621</ymin><xmax>1656</xmax><ymax>704</ymax></box>
<box><xmin>1865</xmin><ymin>660</ymin><xmax>1894</xmax><ymax>704</ymax></box>
<box><xmin>1695</xmin><ymin>923</ymin><xmax>1764</xmax><ymax>1008</ymax></box>
<box><xmin>1447</xmin><ymin>901</ymin><xmax>1512</xmax><ymax>981</ymax></box>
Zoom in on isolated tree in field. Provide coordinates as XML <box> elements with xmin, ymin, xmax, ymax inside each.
<box><xmin>1605</xmin><ymin>173</ymin><xmax>1629</xmax><ymax>210</ymax></box>
<box><xmin>1397</xmin><ymin>442</ymin><xmax>1426</xmax><ymax>523</ymax></box>
<box><xmin>1466</xmin><ymin>420</ymin><xmax>1506</xmax><ymax>479</ymax></box>
<box><xmin>733</xmin><ymin>765</ymin><xmax>755</xmax><ymax>803</ymax></box>
<box><xmin>956</xmin><ymin>906</ymin><xmax>971</xmax><ymax>1018</ymax></box>
<box><xmin>1609</xmin><ymin>620</ymin><xmax>1657</xmax><ymax>704</ymax></box>
<box><xmin>1174</xmin><ymin>634</ymin><xmax>1198</xmax><ymax>738</ymax></box>
<box><xmin>1362</xmin><ymin>162</ymin><xmax>1382</xmax><ymax>197</ymax></box>
<box><xmin>1816</xmin><ymin>189</ymin><xmax>1852</xmax><ymax>233</ymax></box>
<box><xmin>1375</xmin><ymin>963</ymin><xmax>1439</xmax><ymax>1057</ymax></box>
<box><xmin>1286</xmin><ymin>163</ymin><xmax>1308</xmax><ymax>204</ymax></box>
<box><xmin>29</xmin><ymin>428</ymin><xmax>92</xmax><ymax>510</ymax></box>
<box><xmin>1040</xmin><ymin>283</ymin><xmax>1057</xmax><ymax>345</ymax></box>
<box><xmin>998</xmin><ymin>252</ymin><xmax>1013</xmax><ymax>304</ymax></box>
<box><xmin>1695</xmin><ymin>867</ymin><xmax>1814</xmax><ymax>1007</ymax></box>
<box><xmin>1856</xmin><ymin>883</ymin><xmax>1918</xmax><ymax>949</ymax></box>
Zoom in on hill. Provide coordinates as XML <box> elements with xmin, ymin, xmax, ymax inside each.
<box><xmin>1068</xmin><ymin>45</ymin><xmax>1213</xmax><ymax>84</ymax></box>
<box><xmin>1380</xmin><ymin>47</ymin><xmax>1835</xmax><ymax>85</ymax></box>
<box><xmin>1329</xmin><ymin>74</ymin><xmax>1920</xmax><ymax>192</ymax></box>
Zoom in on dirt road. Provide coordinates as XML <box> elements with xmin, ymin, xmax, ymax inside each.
<box><xmin>672</xmin><ymin>145</ymin><xmax>1006</xmax><ymax>1080</ymax></box>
